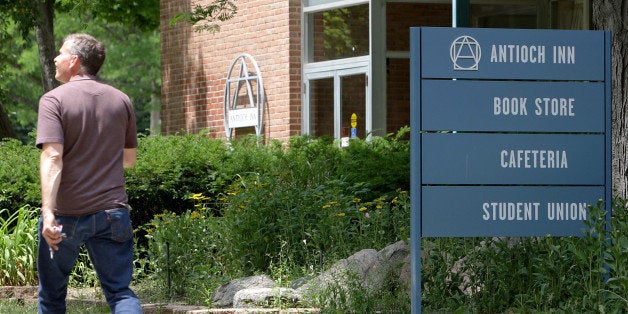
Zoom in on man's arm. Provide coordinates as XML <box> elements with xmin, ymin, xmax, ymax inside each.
<box><xmin>123</xmin><ymin>148</ymin><xmax>137</xmax><ymax>168</ymax></box>
<box><xmin>40</xmin><ymin>142</ymin><xmax>63</xmax><ymax>250</ymax></box>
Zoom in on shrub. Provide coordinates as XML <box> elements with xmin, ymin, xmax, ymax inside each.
<box><xmin>0</xmin><ymin>139</ymin><xmax>40</xmax><ymax>210</ymax></box>
<box><xmin>125</xmin><ymin>133</ymin><xmax>230</xmax><ymax>225</ymax></box>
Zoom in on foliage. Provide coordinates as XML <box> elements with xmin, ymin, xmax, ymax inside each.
<box><xmin>0</xmin><ymin>205</ymin><xmax>38</xmax><ymax>286</ymax></box>
<box><xmin>142</xmin><ymin>194</ymin><xmax>228</xmax><ymax>303</ymax></box>
<box><xmin>421</xmin><ymin>201</ymin><xmax>628</xmax><ymax>313</ymax></box>
<box><xmin>0</xmin><ymin>12</ymin><xmax>160</xmax><ymax>142</ymax></box>
<box><xmin>57</xmin><ymin>0</ymin><xmax>160</xmax><ymax>32</ymax></box>
<box><xmin>0</xmin><ymin>0</ymin><xmax>161</xmax><ymax>142</ymax></box>
<box><xmin>169</xmin><ymin>0</ymin><xmax>237</xmax><ymax>33</ymax></box>
<box><xmin>137</xmin><ymin>132</ymin><xmax>412</xmax><ymax>304</ymax></box>
<box><xmin>0</xmin><ymin>139</ymin><xmax>40</xmax><ymax>210</ymax></box>
<box><xmin>0</xmin><ymin>131</ymin><xmax>626</xmax><ymax>312</ymax></box>
<box><xmin>124</xmin><ymin>133</ymin><xmax>231</xmax><ymax>225</ymax></box>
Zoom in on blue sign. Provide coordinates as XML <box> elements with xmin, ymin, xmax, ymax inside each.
<box><xmin>421</xmin><ymin>27</ymin><xmax>605</xmax><ymax>80</ymax></box>
<box><xmin>410</xmin><ymin>27</ymin><xmax>611</xmax><ymax>314</ymax></box>
<box><xmin>422</xmin><ymin>133</ymin><xmax>605</xmax><ymax>185</ymax></box>
<box><xmin>422</xmin><ymin>186</ymin><xmax>604</xmax><ymax>237</ymax></box>
<box><xmin>422</xmin><ymin>80</ymin><xmax>605</xmax><ymax>132</ymax></box>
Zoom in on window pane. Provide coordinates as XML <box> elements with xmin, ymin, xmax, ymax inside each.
<box><xmin>310</xmin><ymin>78</ymin><xmax>334</xmax><ymax>137</ymax></box>
<box><xmin>309</xmin><ymin>4</ymin><xmax>369</xmax><ymax>62</ymax></box>
<box><xmin>341</xmin><ymin>74</ymin><xmax>366</xmax><ymax>139</ymax></box>
<box><xmin>470</xmin><ymin>0</ymin><xmax>588</xmax><ymax>30</ymax></box>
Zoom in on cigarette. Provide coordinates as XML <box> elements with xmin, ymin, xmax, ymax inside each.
<box><xmin>49</xmin><ymin>225</ymin><xmax>65</xmax><ymax>260</ymax></box>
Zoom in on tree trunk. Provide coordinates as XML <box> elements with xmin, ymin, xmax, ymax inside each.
<box><xmin>592</xmin><ymin>0</ymin><xmax>628</xmax><ymax>198</ymax></box>
<box><xmin>34</xmin><ymin>0</ymin><xmax>58</xmax><ymax>94</ymax></box>
<box><xmin>0</xmin><ymin>100</ymin><xmax>17</xmax><ymax>139</ymax></box>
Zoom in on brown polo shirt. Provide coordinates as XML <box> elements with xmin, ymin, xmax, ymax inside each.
<box><xmin>36</xmin><ymin>76</ymin><xmax>138</xmax><ymax>216</ymax></box>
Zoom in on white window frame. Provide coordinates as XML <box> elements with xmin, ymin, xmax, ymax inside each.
<box><xmin>302</xmin><ymin>0</ymin><xmax>373</xmax><ymax>139</ymax></box>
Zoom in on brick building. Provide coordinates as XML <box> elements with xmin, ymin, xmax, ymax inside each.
<box><xmin>160</xmin><ymin>0</ymin><xmax>590</xmax><ymax>141</ymax></box>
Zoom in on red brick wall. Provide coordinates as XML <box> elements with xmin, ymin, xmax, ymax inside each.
<box><xmin>160</xmin><ymin>0</ymin><xmax>302</xmax><ymax>140</ymax></box>
<box><xmin>386</xmin><ymin>3</ymin><xmax>451</xmax><ymax>134</ymax></box>
<box><xmin>160</xmin><ymin>1</ymin><xmax>451</xmax><ymax>140</ymax></box>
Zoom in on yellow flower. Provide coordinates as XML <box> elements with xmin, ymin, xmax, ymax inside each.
<box><xmin>322</xmin><ymin>205</ymin><xmax>331</xmax><ymax>209</ymax></box>
<box><xmin>336</xmin><ymin>212</ymin><xmax>346</xmax><ymax>217</ymax></box>
<box><xmin>359</xmin><ymin>206</ymin><xmax>368</xmax><ymax>211</ymax></box>
<box><xmin>352</xmin><ymin>198</ymin><xmax>361</xmax><ymax>203</ymax></box>
<box><xmin>189</xmin><ymin>193</ymin><xmax>203</xmax><ymax>200</ymax></box>
<box><xmin>376</xmin><ymin>204</ymin><xmax>383</xmax><ymax>209</ymax></box>
<box><xmin>190</xmin><ymin>211</ymin><xmax>200</xmax><ymax>220</ymax></box>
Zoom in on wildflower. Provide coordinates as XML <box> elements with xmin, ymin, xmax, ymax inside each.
<box><xmin>336</xmin><ymin>212</ymin><xmax>346</xmax><ymax>217</ymax></box>
<box><xmin>365</xmin><ymin>212</ymin><xmax>370</xmax><ymax>218</ymax></box>
<box><xmin>391</xmin><ymin>197</ymin><xmax>399</xmax><ymax>204</ymax></box>
<box><xmin>359</xmin><ymin>206</ymin><xmax>368</xmax><ymax>211</ymax></box>
<box><xmin>146</xmin><ymin>228</ymin><xmax>153</xmax><ymax>234</ymax></box>
<box><xmin>190</xmin><ymin>211</ymin><xmax>200</xmax><ymax>220</ymax></box>
<box><xmin>376</xmin><ymin>204</ymin><xmax>383</xmax><ymax>209</ymax></box>
<box><xmin>189</xmin><ymin>193</ymin><xmax>203</xmax><ymax>200</ymax></box>
<box><xmin>322</xmin><ymin>204</ymin><xmax>331</xmax><ymax>209</ymax></box>
<box><xmin>352</xmin><ymin>198</ymin><xmax>361</xmax><ymax>203</ymax></box>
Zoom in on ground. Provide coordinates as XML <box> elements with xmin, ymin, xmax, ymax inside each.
<box><xmin>0</xmin><ymin>285</ymin><xmax>101</xmax><ymax>303</ymax></box>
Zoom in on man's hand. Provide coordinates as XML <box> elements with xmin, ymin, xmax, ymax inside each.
<box><xmin>41</xmin><ymin>212</ymin><xmax>62</xmax><ymax>251</ymax></box>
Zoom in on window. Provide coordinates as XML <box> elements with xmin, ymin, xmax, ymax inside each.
<box><xmin>470</xmin><ymin>0</ymin><xmax>589</xmax><ymax>30</ymax></box>
<box><xmin>303</xmin><ymin>0</ymin><xmax>371</xmax><ymax>141</ymax></box>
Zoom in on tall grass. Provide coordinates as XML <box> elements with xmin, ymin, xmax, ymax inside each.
<box><xmin>0</xmin><ymin>205</ymin><xmax>38</xmax><ymax>286</ymax></box>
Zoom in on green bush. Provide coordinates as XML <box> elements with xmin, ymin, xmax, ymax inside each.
<box><xmin>0</xmin><ymin>139</ymin><xmax>40</xmax><ymax>210</ymax></box>
<box><xmin>138</xmin><ymin>132</ymin><xmax>412</xmax><ymax>304</ymax></box>
<box><xmin>124</xmin><ymin>133</ymin><xmax>230</xmax><ymax>225</ymax></box>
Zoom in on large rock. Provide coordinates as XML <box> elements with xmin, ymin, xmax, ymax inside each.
<box><xmin>298</xmin><ymin>240</ymin><xmax>411</xmax><ymax>303</ymax></box>
<box><xmin>212</xmin><ymin>241</ymin><xmax>412</xmax><ymax>309</ymax></box>
<box><xmin>212</xmin><ymin>274</ymin><xmax>275</xmax><ymax>307</ymax></box>
<box><xmin>233</xmin><ymin>287</ymin><xmax>301</xmax><ymax>308</ymax></box>
<box><xmin>378</xmin><ymin>240</ymin><xmax>411</xmax><ymax>293</ymax></box>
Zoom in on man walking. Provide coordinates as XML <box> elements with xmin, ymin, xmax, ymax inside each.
<box><xmin>36</xmin><ymin>33</ymin><xmax>141</xmax><ymax>313</ymax></box>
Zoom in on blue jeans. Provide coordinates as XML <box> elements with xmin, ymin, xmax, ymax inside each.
<box><xmin>37</xmin><ymin>208</ymin><xmax>142</xmax><ymax>313</ymax></box>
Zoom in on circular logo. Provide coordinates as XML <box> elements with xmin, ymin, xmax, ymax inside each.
<box><xmin>450</xmin><ymin>35</ymin><xmax>481</xmax><ymax>71</ymax></box>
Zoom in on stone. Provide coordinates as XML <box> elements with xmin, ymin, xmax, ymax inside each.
<box><xmin>212</xmin><ymin>274</ymin><xmax>275</xmax><ymax>308</ymax></box>
<box><xmin>233</xmin><ymin>287</ymin><xmax>301</xmax><ymax>308</ymax></box>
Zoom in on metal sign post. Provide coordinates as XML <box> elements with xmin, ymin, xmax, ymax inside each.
<box><xmin>410</xmin><ymin>27</ymin><xmax>611</xmax><ymax>313</ymax></box>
